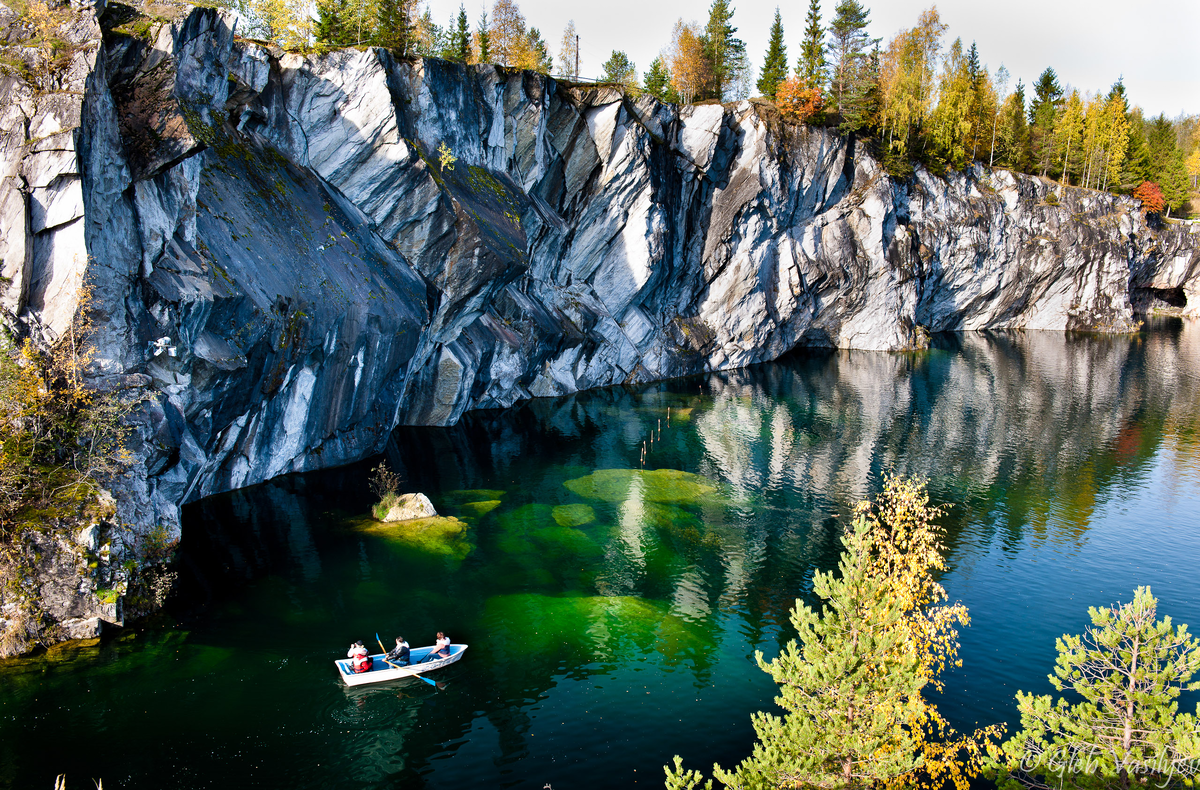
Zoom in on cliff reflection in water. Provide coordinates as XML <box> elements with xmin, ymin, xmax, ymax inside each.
<box><xmin>692</xmin><ymin>320</ymin><xmax>1198</xmax><ymax>548</ymax></box>
<box><xmin>146</xmin><ymin>318</ymin><xmax>1200</xmax><ymax>790</ymax></box>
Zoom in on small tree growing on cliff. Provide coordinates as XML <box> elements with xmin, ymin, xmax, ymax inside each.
<box><xmin>1133</xmin><ymin>180</ymin><xmax>1166</xmax><ymax>217</ymax></box>
<box><xmin>988</xmin><ymin>587</ymin><xmax>1200</xmax><ymax>790</ymax></box>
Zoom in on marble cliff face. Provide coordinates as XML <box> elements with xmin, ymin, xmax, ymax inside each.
<box><xmin>0</xmin><ymin>4</ymin><xmax>1197</xmax><ymax>641</ymax></box>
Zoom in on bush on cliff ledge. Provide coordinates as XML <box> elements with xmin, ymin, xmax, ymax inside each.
<box><xmin>0</xmin><ymin>286</ymin><xmax>135</xmax><ymax>652</ymax></box>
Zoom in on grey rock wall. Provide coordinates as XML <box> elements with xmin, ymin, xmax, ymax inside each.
<box><xmin>1</xmin><ymin>4</ymin><xmax>1197</xmax><ymax>645</ymax></box>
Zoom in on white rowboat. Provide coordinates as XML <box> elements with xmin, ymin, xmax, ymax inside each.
<box><xmin>335</xmin><ymin>644</ymin><xmax>467</xmax><ymax>687</ymax></box>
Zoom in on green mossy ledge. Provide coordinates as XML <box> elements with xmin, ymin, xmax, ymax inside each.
<box><xmin>351</xmin><ymin>515</ymin><xmax>474</xmax><ymax>561</ymax></box>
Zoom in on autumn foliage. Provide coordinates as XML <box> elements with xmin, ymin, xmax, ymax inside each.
<box><xmin>775</xmin><ymin>79</ymin><xmax>824</xmax><ymax>123</ymax></box>
<box><xmin>668</xmin><ymin>476</ymin><xmax>1001</xmax><ymax>790</ymax></box>
<box><xmin>1133</xmin><ymin>180</ymin><xmax>1166</xmax><ymax>216</ymax></box>
<box><xmin>0</xmin><ymin>285</ymin><xmax>133</xmax><ymax>540</ymax></box>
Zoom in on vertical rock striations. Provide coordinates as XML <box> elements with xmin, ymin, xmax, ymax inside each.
<box><xmin>0</xmin><ymin>4</ymin><xmax>1196</xmax><ymax>647</ymax></box>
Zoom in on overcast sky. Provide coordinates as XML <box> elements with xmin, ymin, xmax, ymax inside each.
<box><xmin>425</xmin><ymin>0</ymin><xmax>1199</xmax><ymax>118</ymax></box>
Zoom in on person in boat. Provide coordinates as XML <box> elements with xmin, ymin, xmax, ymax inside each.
<box><xmin>433</xmin><ymin>632</ymin><xmax>451</xmax><ymax>659</ymax></box>
<box><xmin>385</xmin><ymin>636</ymin><xmax>410</xmax><ymax>666</ymax></box>
<box><xmin>347</xmin><ymin>640</ymin><xmax>373</xmax><ymax>673</ymax></box>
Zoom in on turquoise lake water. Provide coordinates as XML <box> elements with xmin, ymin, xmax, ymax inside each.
<box><xmin>2</xmin><ymin>319</ymin><xmax>1199</xmax><ymax>789</ymax></box>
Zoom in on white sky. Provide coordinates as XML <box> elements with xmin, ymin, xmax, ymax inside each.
<box><xmin>424</xmin><ymin>0</ymin><xmax>1199</xmax><ymax>118</ymax></box>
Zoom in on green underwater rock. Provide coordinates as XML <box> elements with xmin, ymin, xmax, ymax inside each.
<box><xmin>440</xmin><ymin>489</ymin><xmax>506</xmax><ymax>505</ymax></box>
<box><xmin>482</xmin><ymin>593</ymin><xmax>715</xmax><ymax>664</ymax></box>
<box><xmin>458</xmin><ymin>500</ymin><xmax>502</xmax><ymax>519</ymax></box>
<box><xmin>351</xmin><ymin>515</ymin><xmax>473</xmax><ymax>560</ymax></box>
<box><xmin>564</xmin><ymin>469</ymin><xmax>717</xmax><ymax>505</ymax></box>
<box><xmin>494</xmin><ymin>504</ymin><xmax>604</xmax><ymax>563</ymax></box>
<box><xmin>552</xmin><ymin>503</ymin><xmax>596</xmax><ymax>527</ymax></box>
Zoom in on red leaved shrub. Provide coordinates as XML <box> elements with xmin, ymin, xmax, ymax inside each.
<box><xmin>776</xmin><ymin>79</ymin><xmax>824</xmax><ymax>123</ymax></box>
<box><xmin>1133</xmin><ymin>181</ymin><xmax>1166</xmax><ymax>216</ymax></box>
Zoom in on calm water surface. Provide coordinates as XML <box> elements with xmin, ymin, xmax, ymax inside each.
<box><xmin>3</xmin><ymin>320</ymin><xmax>1199</xmax><ymax>789</ymax></box>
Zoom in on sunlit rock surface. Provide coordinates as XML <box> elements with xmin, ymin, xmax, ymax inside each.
<box><xmin>1</xmin><ymin>4</ymin><xmax>1198</xmax><ymax>643</ymax></box>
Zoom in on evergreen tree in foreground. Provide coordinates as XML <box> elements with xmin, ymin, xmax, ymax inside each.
<box><xmin>988</xmin><ymin>587</ymin><xmax>1200</xmax><ymax>789</ymax></box>
<box><xmin>756</xmin><ymin>8</ymin><xmax>787</xmax><ymax>100</ymax></box>
<box><xmin>666</xmin><ymin>476</ymin><xmax>1000</xmax><ymax>790</ymax></box>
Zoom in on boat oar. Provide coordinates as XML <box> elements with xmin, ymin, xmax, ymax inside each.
<box><xmin>377</xmin><ymin>632</ymin><xmax>440</xmax><ymax>688</ymax></box>
<box><xmin>375</xmin><ymin>633</ymin><xmax>401</xmax><ymax>670</ymax></box>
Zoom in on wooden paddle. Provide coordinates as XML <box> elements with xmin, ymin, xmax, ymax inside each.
<box><xmin>378</xmin><ymin>633</ymin><xmax>440</xmax><ymax>687</ymax></box>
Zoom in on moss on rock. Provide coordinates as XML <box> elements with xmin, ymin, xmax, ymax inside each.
<box><xmin>563</xmin><ymin>469</ymin><xmax>717</xmax><ymax>504</ymax></box>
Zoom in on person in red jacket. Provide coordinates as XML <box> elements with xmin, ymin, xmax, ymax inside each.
<box><xmin>347</xmin><ymin>640</ymin><xmax>373</xmax><ymax>673</ymax></box>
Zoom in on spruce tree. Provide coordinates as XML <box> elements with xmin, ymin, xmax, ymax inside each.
<box><xmin>644</xmin><ymin>56</ymin><xmax>678</xmax><ymax>104</ymax></box>
<box><xmin>756</xmin><ymin>8</ymin><xmax>788</xmax><ymax>100</ymax></box>
<box><xmin>374</xmin><ymin>0</ymin><xmax>408</xmax><ymax>54</ymax></box>
<box><xmin>989</xmin><ymin>587</ymin><xmax>1200</xmax><ymax>789</ymax></box>
<box><xmin>797</xmin><ymin>0</ymin><xmax>824</xmax><ymax>90</ymax></box>
<box><xmin>315</xmin><ymin>0</ymin><xmax>352</xmax><ymax>46</ymax></box>
<box><xmin>476</xmin><ymin>11</ymin><xmax>491</xmax><ymax>63</ymax></box>
<box><xmin>446</xmin><ymin>5</ymin><xmax>469</xmax><ymax>62</ymax></box>
<box><xmin>1029</xmin><ymin>67</ymin><xmax>1062</xmax><ymax>176</ymax></box>
<box><xmin>1123</xmin><ymin>112</ymin><xmax>1152</xmax><ymax>187</ymax></box>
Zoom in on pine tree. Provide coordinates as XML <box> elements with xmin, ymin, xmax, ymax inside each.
<box><xmin>602</xmin><ymin>50</ymin><xmax>636</xmax><ymax>89</ymax></box>
<box><xmin>756</xmin><ymin>8</ymin><xmax>788</xmax><ymax>100</ymax></box>
<box><xmin>446</xmin><ymin>4</ymin><xmax>469</xmax><ymax>62</ymax></box>
<box><xmin>700</xmin><ymin>0</ymin><xmax>745</xmax><ymax>101</ymax></box>
<box><xmin>827</xmin><ymin>0</ymin><xmax>875</xmax><ymax>131</ymax></box>
<box><xmin>989</xmin><ymin>587</ymin><xmax>1200</xmax><ymax>789</ymax></box>
<box><xmin>525</xmin><ymin>28</ymin><xmax>552</xmax><ymax>72</ymax></box>
<box><xmin>797</xmin><ymin>0</ymin><xmax>824</xmax><ymax>90</ymax></box>
<box><xmin>410</xmin><ymin>8</ymin><xmax>443</xmax><ymax>57</ymax></box>
<box><xmin>644</xmin><ymin>56</ymin><xmax>678</xmax><ymax>103</ymax></box>
<box><xmin>668</xmin><ymin>477</ymin><xmax>1000</xmax><ymax>790</ymax></box>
